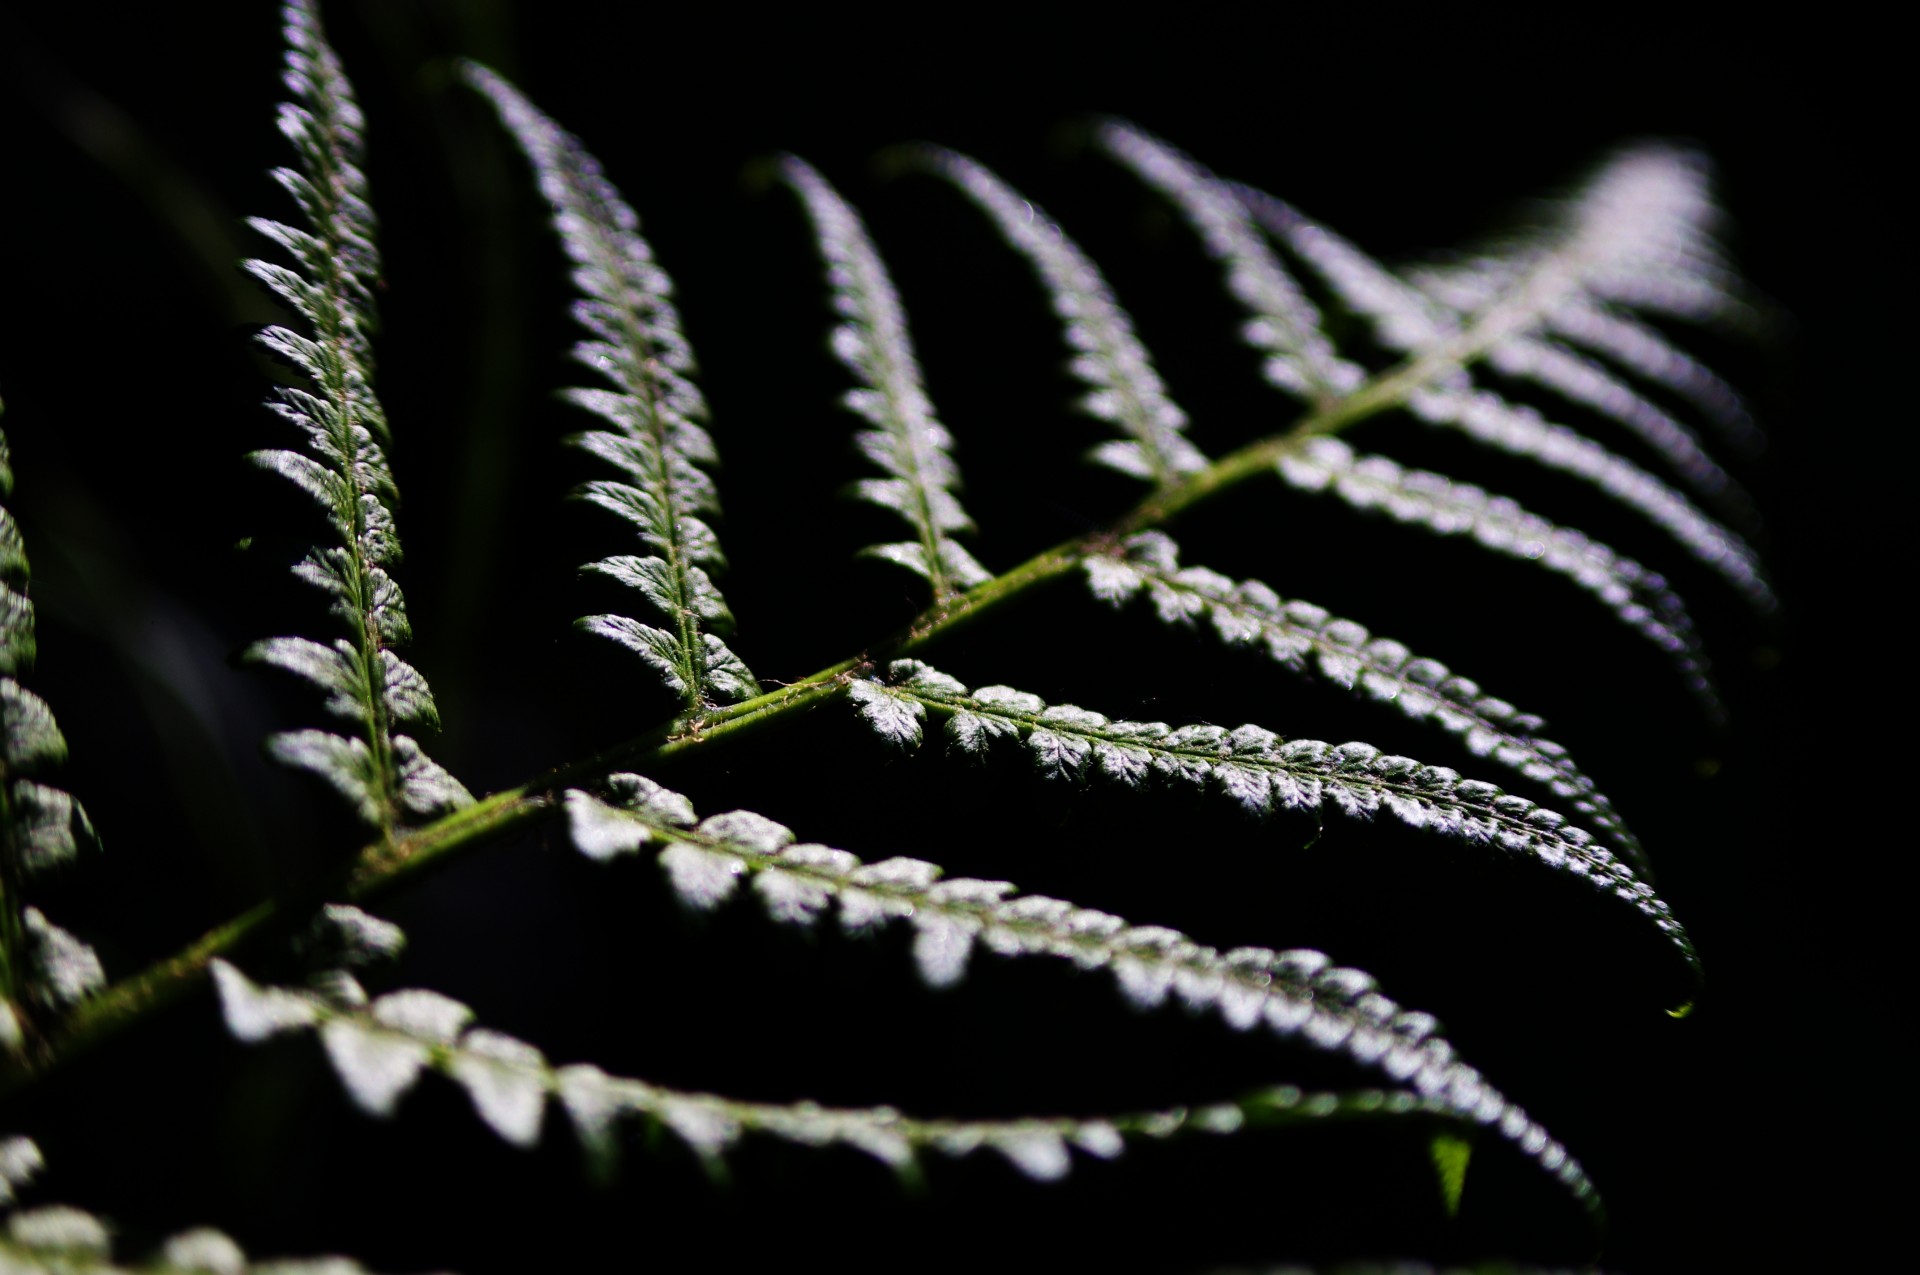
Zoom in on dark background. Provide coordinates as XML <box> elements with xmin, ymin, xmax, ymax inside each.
<box><xmin>0</xmin><ymin>3</ymin><xmax>1903</xmax><ymax>1270</ymax></box>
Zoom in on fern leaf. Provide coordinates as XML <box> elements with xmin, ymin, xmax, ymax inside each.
<box><xmin>1236</xmin><ymin>186</ymin><xmax>1754</xmax><ymax>523</ymax></box>
<box><xmin>242</xmin><ymin>0</ymin><xmax>468</xmax><ymax>833</ymax></box>
<box><xmin>0</xmin><ymin>411</ymin><xmax>104</xmax><ymax>1051</ymax></box>
<box><xmin>560</xmin><ymin>778</ymin><xmax>1597</xmax><ymax>1209</ymax></box>
<box><xmin>1401</xmin><ymin>385</ymin><xmax>1772</xmax><ymax>611</ymax></box>
<box><xmin>1096</xmin><ymin>121</ymin><xmax>1361</xmax><ymax>403</ymax></box>
<box><xmin>1541</xmin><ymin>298</ymin><xmax>1764</xmax><ymax>454</ymax></box>
<box><xmin>779</xmin><ymin>157</ymin><xmax>989</xmax><ymax>599</ymax></box>
<box><xmin>1085</xmin><ymin>531</ymin><xmax>1651</xmax><ymax>875</ymax></box>
<box><xmin>1188</xmin><ymin>182</ymin><xmax>1770</xmax><ymax>610</ymax></box>
<box><xmin>1408</xmin><ymin>146</ymin><xmax>1758</xmax><ymax>331</ymax></box>
<box><xmin>1480</xmin><ymin>334</ymin><xmax>1755</xmax><ymax>524</ymax></box>
<box><xmin>1273</xmin><ymin>437</ymin><xmax>1717</xmax><ymax>710</ymax></box>
<box><xmin>460</xmin><ymin>63</ymin><xmax>756</xmax><ymax>709</ymax></box>
<box><xmin>910</xmin><ymin>146</ymin><xmax>1207</xmax><ymax>486</ymax></box>
<box><xmin>855</xmin><ymin>660</ymin><xmax>1695</xmax><ymax>976</ymax></box>
<box><xmin>211</xmin><ymin>960</ymin><xmax>1460</xmax><ymax>1193</ymax></box>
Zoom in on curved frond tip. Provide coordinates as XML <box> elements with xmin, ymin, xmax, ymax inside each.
<box><xmin>852</xmin><ymin>659</ymin><xmax>1696</xmax><ymax>978</ymax></box>
<box><xmin>461</xmin><ymin>61</ymin><xmax>757</xmax><ymax>709</ymax></box>
<box><xmin>1272</xmin><ymin>436</ymin><xmax>1720</xmax><ymax>716</ymax></box>
<box><xmin>1085</xmin><ymin>531</ymin><xmax>1652</xmax><ymax>876</ymax></box>
<box><xmin>779</xmin><ymin>156</ymin><xmax>990</xmax><ymax>600</ymax></box>
<box><xmin>212</xmin><ymin>958</ymin><xmax>1462</xmax><ymax>1193</ymax></box>
<box><xmin>556</xmin><ymin>773</ymin><xmax>1600</xmax><ymax>1213</ymax></box>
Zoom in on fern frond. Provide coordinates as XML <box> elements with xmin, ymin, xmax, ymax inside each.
<box><xmin>211</xmin><ymin>960</ymin><xmax>1454</xmax><ymax>1194</ymax></box>
<box><xmin>1095</xmin><ymin>121</ymin><xmax>1361</xmax><ymax>403</ymax></box>
<box><xmin>1407</xmin><ymin>146</ymin><xmax>1759</xmax><ymax>331</ymax></box>
<box><xmin>0</xmin><ymin>411</ymin><xmax>104</xmax><ymax>1053</ymax></box>
<box><xmin>1481</xmin><ymin>334</ymin><xmax>1754</xmax><ymax>523</ymax></box>
<box><xmin>909</xmin><ymin>147</ymin><xmax>1208</xmax><ymax>486</ymax></box>
<box><xmin>1273</xmin><ymin>436</ymin><xmax>1716</xmax><ymax>710</ymax></box>
<box><xmin>1085</xmin><ymin>531</ymin><xmax>1651</xmax><ymax>875</ymax></box>
<box><xmin>1401</xmin><ymin>384</ymin><xmax>1772</xmax><ymax>610</ymax></box>
<box><xmin>461</xmin><ymin>63</ymin><xmax>757</xmax><ymax>709</ymax></box>
<box><xmin>1541</xmin><ymin>298</ymin><xmax>1764</xmax><ymax>454</ymax></box>
<box><xmin>852</xmin><ymin>660</ymin><xmax>1695</xmax><ymax>976</ymax></box>
<box><xmin>779</xmin><ymin>158</ymin><xmax>990</xmax><ymax>600</ymax></box>
<box><xmin>242</xmin><ymin>0</ymin><xmax>469</xmax><ymax>833</ymax></box>
<box><xmin>1196</xmin><ymin>179</ymin><xmax>1769</xmax><ymax>608</ymax></box>
<box><xmin>1236</xmin><ymin>185</ymin><xmax>1754</xmax><ymax>522</ymax></box>
<box><xmin>557</xmin><ymin>776</ymin><xmax>1595</xmax><ymax>1206</ymax></box>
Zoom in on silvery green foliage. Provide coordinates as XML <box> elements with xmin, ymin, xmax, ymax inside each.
<box><xmin>0</xmin><ymin>415</ymin><xmax>103</xmax><ymax>1050</ymax></box>
<box><xmin>1397</xmin><ymin>384</ymin><xmax>1771</xmax><ymax>610</ymax></box>
<box><xmin>460</xmin><ymin>64</ymin><xmax>757</xmax><ymax>709</ymax></box>
<box><xmin>1272</xmin><ymin>436</ymin><xmax>1715</xmax><ymax>710</ymax></box>
<box><xmin>1097</xmin><ymin>122</ymin><xmax>1361</xmax><ymax>402</ymax></box>
<box><xmin>560</xmin><ymin>777</ymin><xmax>1595</xmax><ymax>1208</ymax></box>
<box><xmin>1228</xmin><ymin>177</ymin><xmax>1766</xmax><ymax>614</ymax></box>
<box><xmin>211</xmin><ymin>959</ymin><xmax>1416</xmax><ymax>1192</ymax></box>
<box><xmin>1085</xmin><ymin>531</ymin><xmax>1650</xmax><ymax>875</ymax></box>
<box><xmin>1529</xmin><ymin>298</ymin><xmax>1764</xmax><ymax>454</ymax></box>
<box><xmin>779</xmin><ymin>158</ymin><xmax>991</xmax><ymax>599</ymax></box>
<box><xmin>1103</xmin><ymin>124</ymin><xmax>1770</xmax><ymax>616</ymax></box>
<box><xmin>852</xmin><ymin>660</ymin><xmax>1695</xmax><ymax>974</ymax></box>
<box><xmin>1237</xmin><ymin>181</ymin><xmax>1754</xmax><ymax>521</ymax></box>
<box><xmin>911</xmin><ymin>147</ymin><xmax>1208</xmax><ymax>486</ymax></box>
<box><xmin>242</xmin><ymin>0</ymin><xmax>469</xmax><ymax>833</ymax></box>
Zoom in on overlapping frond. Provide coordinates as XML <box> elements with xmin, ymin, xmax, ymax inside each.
<box><xmin>1084</xmin><ymin>531</ymin><xmax>1650</xmax><ymax>875</ymax></box>
<box><xmin>557</xmin><ymin>774</ymin><xmax>1594</xmax><ymax>1207</ymax></box>
<box><xmin>1274</xmin><ymin>437</ymin><xmax>1716</xmax><ymax>711</ymax></box>
<box><xmin>0</xmin><ymin>411</ymin><xmax>103</xmax><ymax>1055</ymax></box>
<box><xmin>1398</xmin><ymin>386</ymin><xmax>1771</xmax><ymax>610</ymax></box>
<box><xmin>910</xmin><ymin>146</ymin><xmax>1207</xmax><ymax>486</ymax></box>
<box><xmin>850</xmin><ymin>660</ymin><xmax>1695</xmax><ymax>977</ymax></box>
<box><xmin>1096</xmin><ymin>121</ymin><xmax>1361</xmax><ymax>403</ymax></box>
<box><xmin>211</xmin><ymin>958</ymin><xmax>1438</xmax><ymax>1193</ymax></box>
<box><xmin>1238</xmin><ymin>185</ymin><xmax>1752</xmax><ymax>516</ymax></box>
<box><xmin>779</xmin><ymin>157</ymin><xmax>990</xmax><ymax>600</ymax></box>
<box><xmin>1540</xmin><ymin>298</ymin><xmax>1764</xmax><ymax>454</ymax></box>
<box><xmin>461</xmin><ymin>64</ymin><xmax>756</xmax><ymax>709</ymax></box>
<box><xmin>242</xmin><ymin>0</ymin><xmax>468</xmax><ymax>832</ymax></box>
<box><xmin>1405</xmin><ymin>146</ymin><xmax>1760</xmax><ymax>331</ymax></box>
<box><xmin>1236</xmin><ymin>184</ymin><xmax>1766</xmax><ymax>548</ymax></box>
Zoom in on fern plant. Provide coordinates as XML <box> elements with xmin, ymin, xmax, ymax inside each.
<box><xmin>0</xmin><ymin>2</ymin><xmax>1826</xmax><ymax>1270</ymax></box>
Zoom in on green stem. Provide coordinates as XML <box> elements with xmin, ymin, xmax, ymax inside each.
<box><xmin>1</xmin><ymin>349</ymin><xmax>1430</xmax><ymax>1098</ymax></box>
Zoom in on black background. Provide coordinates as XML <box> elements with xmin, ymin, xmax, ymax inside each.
<box><xmin>0</xmin><ymin>3</ymin><xmax>1904</xmax><ymax>1271</ymax></box>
